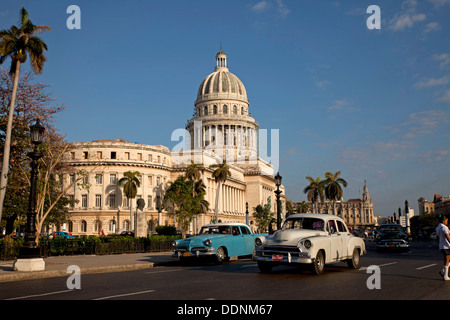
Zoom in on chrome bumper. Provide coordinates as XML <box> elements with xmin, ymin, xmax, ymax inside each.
<box><xmin>252</xmin><ymin>249</ymin><xmax>313</xmax><ymax>264</ymax></box>
<box><xmin>172</xmin><ymin>248</ymin><xmax>216</xmax><ymax>258</ymax></box>
<box><xmin>376</xmin><ymin>241</ymin><xmax>409</xmax><ymax>248</ymax></box>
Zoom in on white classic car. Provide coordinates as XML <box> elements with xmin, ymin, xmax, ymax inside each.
<box><xmin>253</xmin><ymin>213</ymin><xmax>366</xmax><ymax>274</ymax></box>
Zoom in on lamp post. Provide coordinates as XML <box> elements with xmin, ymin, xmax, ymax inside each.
<box><xmin>14</xmin><ymin>120</ymin><xmax>46</xmax><ymax>271</ymax></box>
<box><xmin>245</xmin><ymin>202</ymin><xmax>249</xmax><ymax>225</ymax></box>
<box><xmin>274</xmin><ymin>172</ymin><xmax>282</xmax><ymax>230</ymax></box>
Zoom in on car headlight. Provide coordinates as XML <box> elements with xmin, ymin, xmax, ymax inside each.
<box><xmin>255</xmin><ymin>237</ymin><xmax>263</xmax><ymax>247</ymax></box>
<box><xmin>298</xmin><ymin>239</ymin><xmax>312</xmax><ymax>249</ymax></box>
<box><xmin>304</xmin><ymin>240</ymin><xmax>312</xmax><ymax>249</ymax></box>
<box><xmin>171</xmin><ymin>241</ymin><xmax>177</xmax><ymax>247</ymax></box>
<box><xmin>205</xmin><ymin>239</ymin><xmax>212</xmax><ymax>246</ymax></box>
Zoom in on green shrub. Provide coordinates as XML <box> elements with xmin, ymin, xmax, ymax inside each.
<box><xmin>155</xmin><ymin>225</ymin><xmax>177</xmax><ymax>236</ymax></box>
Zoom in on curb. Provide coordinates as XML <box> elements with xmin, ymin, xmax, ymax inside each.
<box><xmin>0</xmin><ymin>262</ymin><xmax>160</xmax><ymax>283</ymax></box>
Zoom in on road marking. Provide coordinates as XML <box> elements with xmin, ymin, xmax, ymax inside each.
<box><xmin>144</xmin><ymin>268</ymin><xmax>183</xmax><ymax>274</ymax></box>
<box><xmin>359</xmin><ymin>262</ymin><xmax>397</xmax><ymax>271</ymax></box>
<box><xmin>416</xmin><ymin>264</ymin><xmax>437</xmax><ymax>270</ymax></box>
<box><xmin>93</xmin><ymin>289</ymin><xmax>155</xmax><ymax>300</ymax></box>
<box><xmin>6</xmin><ymin>290</ymin><xmax>73</xmax><ymax>300</ymax></box>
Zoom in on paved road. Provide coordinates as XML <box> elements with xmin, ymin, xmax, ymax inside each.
<box><xmin>0</xmin><ymin>240</ymin><xmax>447</xmax><ymax>303</ymax></box>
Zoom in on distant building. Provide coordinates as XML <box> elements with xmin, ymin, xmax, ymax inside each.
<box><xmin>434</xmin><ymin>194</ymin><xmax>450</xmax><ymax>217</ymax></box>
<box><xmin>297</xmin><ymin>181</ymin><xmax>375</xmax><ymax>229</ymax></box>
<box><xmin>417</xmin><ymin>197</ymin><xmax>435</xmax><ymax>216</ymax></box>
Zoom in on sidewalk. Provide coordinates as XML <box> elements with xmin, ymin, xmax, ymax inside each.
<box><xmin>0</xmin><ymin>252</ymin><xmax>179</xmax><ymax>283</ymax></box>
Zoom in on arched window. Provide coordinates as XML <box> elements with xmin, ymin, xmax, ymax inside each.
<box><xmin>241</xmin><ymin>107</ymin><xmax>244</xmax><ymax>115</ymax></box>
<box><xmin>223</xmin><ymin>105</ymin><xmax>228</xmax><ymax>114</ymax></box>
<box><xmin>233</xmin><ymin>105</ymin><xmax>237</xmax><ymax>114</ymax></box>
<box><xmin>68</xmin><ymin>221</ymin><xmax>73</xmax><ymax>233</ymax></box>
<box><xmin>213</xmin><ymin>105</ymin><xmax>218</xmax><ymax>114</ymax></box>
<box><xmin>204</xmin><ymin>106</ymin><xmax>208</xmax><ymax>115</ymax></box>
<box><xmin>94</xmin><ymin>220</ymin><xmax>102</xmax><ymax>233</ymax></box>
<box><xmin>124</xmin><ymin>220</ymin><xmax>130</xmax><ymax>231</ymax></box>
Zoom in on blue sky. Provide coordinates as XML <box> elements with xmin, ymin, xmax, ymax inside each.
<box><xmin>1</xmin><ymin>0</ymin><xmax>449</xmax><ymax>217</ymax></box>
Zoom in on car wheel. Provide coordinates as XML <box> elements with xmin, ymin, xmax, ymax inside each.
<box><xmin>311</xmin><ymin>250</ymin><xmax>325</xmax><ymax>275</ymax></box>
<box><xmin>257</xmin><ymin>262</ymin><xmax>273</xmax><ymax>273</ymax></box>
<box><xmin>347</xmin><ymin>248</ymin><xmax>360</xmax><ymax>269</ymax></box>
<box><xmin>215</xmin><ymin>246</ymin><xmax>228</xmax><ymax>264</ymax></box>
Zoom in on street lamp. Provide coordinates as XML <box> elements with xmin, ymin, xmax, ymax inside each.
<box><xmin>14</xmin><ymin>120</ymin><xmax>45</xmax><ymax>271</ymax></box>
<box><xmin>274</xmin><ymin>172</ymin><xmax>282</xmax><ymax>230</ymax></box>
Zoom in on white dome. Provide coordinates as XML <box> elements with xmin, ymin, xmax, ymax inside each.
<box><xmin>196</xmin><ymin>50</ymin><xmax>248</xmax><ymax>104</ymax></box>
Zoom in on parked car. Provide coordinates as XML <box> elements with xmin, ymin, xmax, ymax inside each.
<box><xmin>173</xmin><ymin>222</ymin><xmax>266</xmax><ymax>263</ymax></box>
<box><xmin>375</xmin><ymin>224</ymin><xmax>409</xmax><ymax>251</ymax></box>
<box><xmin>45</xmin><ymin>231</ymin><xmax>74</xmax><ymax>239</ymax></box>
<box><xmin>252</xmin><ymin>213</ymin><xmax>366</xmax><ymax>274</ymax></box>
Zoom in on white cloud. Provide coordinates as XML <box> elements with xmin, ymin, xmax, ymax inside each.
<box><xmin>327</xmin><ymin>99</ymin><xmax>359</xmax><ymax>112</ymax></box>
<box><xmin>251</xmin><ymin>1</ymin><xmax>270</xmax><ymax>13</ymax></box>
<box><xmin>414</xmin><ymin>76</ymin><xmax>448</xmax><ymax>88</ymax></box>
<box><xmin>276</xmin><ymin>0</ymin><xmax>290</xmax><ymax>19</ymax></box>
<box><xmin>428</xmin><ymin>0</ymin><xmax>450</xmax><ymax>7</ymax></box>
<box><xmin>433</xmin><ymin>53</ymin><xmax>450</xmax><ymax>69</ymax></box>
<box><xmin>389</xmin><ymin>0</ymin><xmax>426</xmax><ymax>31</ymax></box>
<box><xmin>423</xmin><ymin>22</ymin><xmax>441</xmax><ymax>33</ymax></box>
<box><xmin>438</xmin><ymin>89</ymin><xmax>450</xmax><ymax>102</ymax></box>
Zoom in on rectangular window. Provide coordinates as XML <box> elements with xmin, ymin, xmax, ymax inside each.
<box><xmin>97</xmin><ymin>151</ymin><xmax>102</xmax><ymax>159</ymax></box>
<box><xmin>109</xmin><ymin>194</ymin><xmax>116</xmax><ymax>208</ymax></box>
<box><xmin>95</xmin><ymin>194</ymin><xmax>102</xmax><ymax>208</ymax></box>
<box><xmin>82</xmin><ymin>195</ymin><xmax>88</xmax><ymax>208</ymax></box>
<box><xmin>83</xmin><ymin>151</ymin><xmax>88</xmax><ymax>159</ymax></box>
<box><xmin>147</xmin><ymin>195</ymin><xmax>153</xmax><ymax>209</ymax></box>
<box><xmin>148</xmin><ymin>176</ymin><xmax>153</xmax><ymax>185</ymax></box>
<box><xmin>148</xmin><ymin>154</ymin><xmax>153</xmax><ymax>162</ymax></box>
<box><xmin>70</xmin><ymin>152</ymin><xmax>75</xmax><ymax>160</ymax></box>
<box><xmin>68</xmin><ymin>195</ymin><xmax>74</xmax><ymax>208</ymax></box>
<box><xmin>125</xmin><ymin>152</ymin><xmax>130</xmax><ymax>160</ymax></box>
<box><xmin>95</xmin><ymin>174</ymin><xmax>103</xmax><ymax>184</ymax></box>
<box><xmin>110</xmin><ymin>174</ymin><xmax>117</xmax><ymax>184</ymax></box>
<box><xmin>111</xmin><ymin>151</ymin><xmax>116</xmax><ymax>159</ymax></box>
<box><xmin>137</xmin><ymin>153</ymin><xmax>142</xmax><ymax>161</ymax></box>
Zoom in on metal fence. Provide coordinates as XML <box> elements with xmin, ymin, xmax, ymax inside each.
<box><xmin>0</xmin><ymin>238</ymin><xmax>174</xmax><ymax>261</ymax></box>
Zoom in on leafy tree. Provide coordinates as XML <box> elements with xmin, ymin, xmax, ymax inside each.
<box><xmin>117</xmin><ymin>171</ymin><xmax>141</xmax><ymax>232</ymax></box>
<box><xmin>164</xmin><ymin>175</ymin><xmax>208</xmax><ymax>238</ymax></box>
<box><xmin>0</xmin><ymin>7</ymin><xmax>51</xmax><ymax>222</ymax></box>
<box><xmin>253</xmin><ymin>197</ymin><xmax>274</xmax><ymax>232</ymax></box>
<box><xmin>209</xmin><ymin>160</ymin><xmax>231</xmax><ymax>222</ymax></box>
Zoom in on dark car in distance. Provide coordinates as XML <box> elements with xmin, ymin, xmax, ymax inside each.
<box><xmin>376</xmin><ymin>224</ymin><xmax>409</xmax><ymax>251</ymax></box>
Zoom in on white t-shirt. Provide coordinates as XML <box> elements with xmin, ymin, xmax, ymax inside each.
<box><xmin>436</xmin><ymin>223</ymin><xmax>450</xmax><ymax>250</ymax></box>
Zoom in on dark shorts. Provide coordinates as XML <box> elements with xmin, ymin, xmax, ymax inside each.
<box><xmin>440</xmin><ymin>249</ymin><xmax>450</xmax><ymax>256</ymax></box>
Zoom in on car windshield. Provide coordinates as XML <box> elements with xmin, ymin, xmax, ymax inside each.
<box><xmin>199</xmin><ymin>225</ymin><xmax>231</xmax><ymax>235</ymax></box>
<box><xmin>282</xmin><ymin>218</ymin><xmax>325</xmax><ymax>231</ymax></box>
<box><xmin>380</xmin><ymin>225</ymin><xmax>403</xmax><ymax>232</ymax></box>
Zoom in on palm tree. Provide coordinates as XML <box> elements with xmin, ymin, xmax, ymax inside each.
<box><xmin>185</xmin><ymin>161</ymin><xmax>204</xmax><ymax>182</ymax></box>
<box><xmin>117</xmin><ymin>171</ymin><xmax>141</xmax><ymax>231</ymax></box>
<box><xmin>0</xmin><ymin>7</ymin><xmax>50</xmax><ymax>222</ymax></box>
<box><xmin>209</xmin><ymin>160</ymin><xmax>231</xmax><ymax>222</ymax></box>
<box><xmin>303</xmin><ymin>176</ymin><xmax>325</xmax><ymax>213</ymax></box>
<box><xmin>296</xmin><ymin>201</ymin><xmax>310</xmax><ymax>213</ymax></box>
<box><xmin>323</xmin><ymin>171</ymin><xmax>348</xmax><ymax>215</ymax></box>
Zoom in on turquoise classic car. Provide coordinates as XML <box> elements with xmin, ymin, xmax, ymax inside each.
<box><xmin>173</xmin><ymin>222</ymin><xmax>265</xmax><ymax>263</ymax></box>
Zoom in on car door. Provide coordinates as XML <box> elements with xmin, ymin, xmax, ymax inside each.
<box><xmin>336</xmin><ymin>220</ymin><xmax>350</xmax><ymax>259</ymax></box>
<box><xmin>239</xmin><ymin>226</ymin><xmax>255</xmax><ymax>255</ymax></box>
<box><xmin>326</xmin><ymin>219</ymin><xmax>342</xmax><ymax>262</ymax></box>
